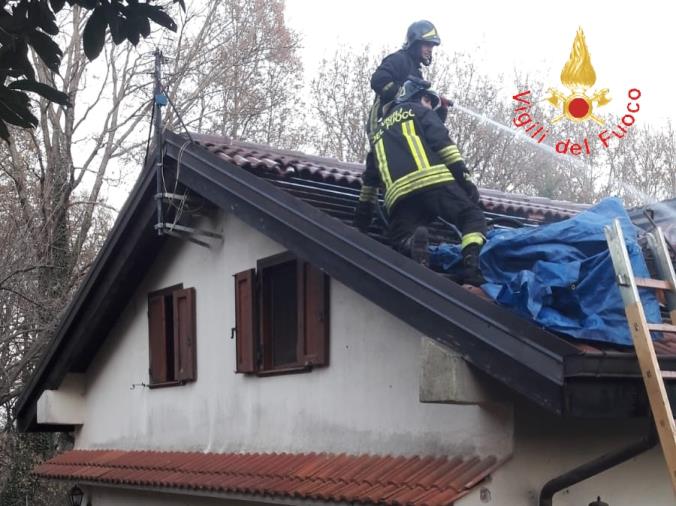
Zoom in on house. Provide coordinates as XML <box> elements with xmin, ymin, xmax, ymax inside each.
<box><xmin>15</xmin><ymin>131</ymin><xmax>676</xmax><ymax>505</ymax></box>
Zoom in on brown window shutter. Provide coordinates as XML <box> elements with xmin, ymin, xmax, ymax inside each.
<box><xmin>173</xmin><ymin>287</ymin><xmax>197</xmax><ymax>382</ymax></box>
<box><xmin>234</xmin><ymin>269</ymin><xmax>257</xmax><ymax>373</ymax></box>
<box><xmin>148</xmin><ymin>294</ymin><xmax>168</xmax><ymax>383</ymax></box>
<box><xmin>298</xmin><ymin>262</ymin><xmax>329</xmax><ymax>367</ymax></box>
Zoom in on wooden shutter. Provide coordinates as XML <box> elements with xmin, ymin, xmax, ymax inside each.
<box><xmin>173</xmin><ymin>287</ymin><xmax>197</xmax><ymax>382</ymax></box>
<box><xmin>148</xmin><ymin>294</ymin><xmax>168</xmax><ymax>383</ymax></box>
<box><xmin>298</xmin><ymin>262</ymin><xmax>329</xmax><ymax>366</ymax></box>
<box><xmin>234</xmin><ymin>269</ymin><xmax>257</xmax><ymax>373</ymax></box>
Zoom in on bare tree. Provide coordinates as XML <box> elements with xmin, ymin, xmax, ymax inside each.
<box><xmin>159</xmin><ymin>0</ymin><xmax>305</xmax><ymax>149</ymax></box>
<box><xmin>308</xmin><ymin>46</ymin><xmax>385</xmax><ymax>163</ymax></box>
<box><xmin>0</xmin><ymin>6</ymin><xmax>154</xmax><ymax>503</ymax></box>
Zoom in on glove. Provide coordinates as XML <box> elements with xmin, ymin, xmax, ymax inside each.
<box><xmin>440</xmin><ymin>95</ymin><xmax>453</xmax><ymax>109</ymax></box>
<box><xmin>436</xmin><ymin>96</ymin><xmax>453</xmax><ymax>123</ymax></box>
<box><xmin>436</xmin><ymin>104</ymin><xmax>448</xmax><ymax>123</ymax></box>
<box><xmin>353</xmin><ymin>201</ymin><xmax>374</xmax><ymax>233</ymax></box>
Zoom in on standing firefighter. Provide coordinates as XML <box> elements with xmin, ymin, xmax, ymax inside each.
<box><xmin>368</xmin><ymin>20</ymin><xmax>444</xmax><ymax>134</ymax></box>
<box><xmin>354</xmin><ymin>80</ymin><xmax>487</xmax><ymax>286</ymax></box>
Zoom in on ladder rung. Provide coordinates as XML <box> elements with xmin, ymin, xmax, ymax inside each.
<box><xmin>647</xmin><ymin>323</ymin><xmax>676</xmax><ymax>333</ymax></box>
<box><xmin>635</xmin><ymin>277</ymin><xmax>673</xmax><ymax>290</ymax></box>
<box><xmin>662</xmin><ymin>371</ymin><xmax>676</xmax><ymax>379</ymax></box>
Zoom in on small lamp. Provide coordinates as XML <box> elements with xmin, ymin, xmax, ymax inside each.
<box><xmin>69</xmin><ymin>485</ymin><xmax>84</xmax><ymax>506</ymax></box>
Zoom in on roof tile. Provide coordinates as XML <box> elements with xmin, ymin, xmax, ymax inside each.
<box><xmin>35</xmin><ymin>449</ymin><xmax>501</xmax><ymax>505</ymax></box>
<box><xmin>191</xmin><ymin>134</ymin><xmax>589</xmax><ymax>223</ymax></box>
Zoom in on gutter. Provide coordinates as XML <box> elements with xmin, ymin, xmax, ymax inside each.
<box><xmin>538</xmin><ymin>429</ymin><xmax>657</xmax><ymax>506</ymax></box>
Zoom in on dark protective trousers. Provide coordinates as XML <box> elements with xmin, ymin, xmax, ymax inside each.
<box><xmin>387</xmin><ymin>183</ymin><xmax>487</xmax><ymax>252</ymax></box>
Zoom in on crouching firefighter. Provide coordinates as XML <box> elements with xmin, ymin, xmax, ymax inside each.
<box><xmin>353</xmin><ymin>80</ymin><xmax>487</xmax><ymax>286</ymax></box>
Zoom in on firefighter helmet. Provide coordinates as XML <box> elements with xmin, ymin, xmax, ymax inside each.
<box><xmin>395</xmin><ymin>80</ymin><xmax>440</xmax><ymax>109</ymax></box>
<box><xmin>403</xmin><ymin>20</ymin><xmax>441</xmax><ymax>50</ymax></box>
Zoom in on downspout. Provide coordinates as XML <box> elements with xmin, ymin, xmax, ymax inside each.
<box><xmin>538</xmin><ymin>429</ymin><xmax>657</xmax><ymax>506</ymax></box>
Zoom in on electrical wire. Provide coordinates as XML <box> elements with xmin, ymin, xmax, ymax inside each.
<box><xmin>142</xmin><ymin>100</ymin><xmax>156</xmax><ymax>171</ymax></box>
<box><xmin>161</xmin><ymin>83</ymin><xmax>195</xmax><ymax>144</ymax></box>
<box><xmin>152</xmin><ymin>49</ymin><xmax>210</xmax><ymax>235</ymax></box>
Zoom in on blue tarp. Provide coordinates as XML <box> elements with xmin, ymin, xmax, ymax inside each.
<box><xmin>429</xmin><ymin>197</ymin><xmax>662</xmax><ymax>346</ymax></box>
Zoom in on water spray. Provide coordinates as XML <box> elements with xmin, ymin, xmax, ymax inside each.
<box><xmin>451</xmin><ymin>102</ymin><xmax>586</xmax><ymax>169</ymax></box>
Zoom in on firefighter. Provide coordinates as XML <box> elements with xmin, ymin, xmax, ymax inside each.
<box><xmin>353</xmin><ymin>80</ymin><xmax>487</xmax><ymax>286</ymax></box>
<box><xmin>368</xmin><ymin>20</ymin><xmax>444</xmax><ymax>135</ymax></box>
<box><xmin>361</xmin><ymin>21</ymin><xmax>450</xmax><ymax>235</ymax></box>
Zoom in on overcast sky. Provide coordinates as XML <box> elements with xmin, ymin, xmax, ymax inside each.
<box><xmin>285</xmin><ymin>0</ymin><xmax>675</xmax><ymax>128</ymax></box>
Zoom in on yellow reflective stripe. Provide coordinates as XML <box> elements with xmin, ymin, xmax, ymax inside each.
<box><xmin>438</xmin><ymin>145</ymin><xmax>464</xmax><ymax>165</ymax></box>
<box><xmin>423</xmin><ymin>28</ymin><xmax>437</xmax><ymax>38</ymax></box>
<box><xmin>383</xmin><ymin>165</ymin><xmax>454</xmax><ymax>210</ymax></box>
<box><xmin>374</xmin><ymin>139</ymin><xmax>393</xmax><ymax>187</ymax></box>
<box><xmin>438</xmin><ymin>145</ymin><xmax>460</xmax><ymax>155</ymax></box>
<box><xmin>401</xmin><ymin>121</ymin><xmax>423</xmax><ymax>170</ymax></box>
<box><xmin>461</xmin><ymin>232</ymin><xmax>486</xmax><ymax>249</ymax></box>
<box><xmin>368</xmin><ymin>98</ymin><xmax>381</xmax><ymax>133</ymax></box>
<box><xmin>388</xmin><ymin>171</ymin><xmax>453</xmax><ymax>199</ymax></box>
<box><xmin>402</xmin><ymin>120</ymin><xmax>430</xmax><ymax>171</ymax></box>
<box><xmin>385</xmin><ymin>173</ymin><xmax>454</xmax><ymax>210</ymax></box>
<box><xmin>411</xmin><ymin>123</ymin><xmax>431</xmax><ymax>168</ymax></box>
<box><xmin>441</xmin><ymin>154</ymin><xmax>464</xmax><ymax>165</ymax></box>
<box><xmin>438</xmin><ymin>145</ymin><xmax>461</xmax><ymax>157</ymax></box>
<box><xmin>358</xmin><ymin>185</ymin><xmax>378</xmax><ymax>203</ymax></box>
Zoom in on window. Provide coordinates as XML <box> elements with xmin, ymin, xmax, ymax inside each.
<box><xmin>234</xmin><ymin>252</ymin><xmax>329</xmax><ymax>374</ymax></box>
<box><xmin>147</xmin><ymin>284</ymin><xmax>197</xmax><ymax>386</ymax></box>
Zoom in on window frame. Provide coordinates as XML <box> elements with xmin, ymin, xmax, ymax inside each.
<box><xmin>147</xmin><ymin>283</ymin><xmax>197</xmax><ymax>388</ymax></box>
<box><xmin>234</xmin><ymin>252</ymin><xmax>329</xmax><ymax>376</ymax></box>
<box><xmin>257</xmin><ymin>252</ymin><xmax>304</xmax><ymax>372</ymax></box>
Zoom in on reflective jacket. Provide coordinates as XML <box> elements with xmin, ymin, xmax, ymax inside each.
<box><xmin>360</xmin><ymin>101</ymin><xmax>466</xmax><ymax>213</ymax></box>
<box><xmin>368</xmin><ymin>49</ymin><xmax>423</xmax><ymax>133</ymax></box>
<box><xmin>371</xmin><ymin>49</ymin><xmax>422</xmax><ymax>102</ymax></box>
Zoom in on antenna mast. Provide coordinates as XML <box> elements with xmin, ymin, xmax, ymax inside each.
<box><xmin>150</xmin><ymin>48</ymin><xmax>221</xmax><ymax>247</ymax></box>
<box><xmin>153</xmin><ymin>48</ymin><xmax>167</xmax><ymax>236</ymax></box>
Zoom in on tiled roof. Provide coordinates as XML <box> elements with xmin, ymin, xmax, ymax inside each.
<box><xmin>191</xmin><ymin>134</ymin><xmax>590</xmax><ymax>223</ymax></box>
<box><xmin>190</xmin><ymin>134</ymin><xmax>676</xmax><ymax>357</ymax></box>
<box><xmin>35</xmin><ymin>449</ymin><xmax>502</xmax><ymax>506</ymax></box>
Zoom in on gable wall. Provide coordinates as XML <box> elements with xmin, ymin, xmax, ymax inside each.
<box><xmin>75</xmin><ymin>211</ymin><xmax>512</xmax><ymax>458</ymax></box>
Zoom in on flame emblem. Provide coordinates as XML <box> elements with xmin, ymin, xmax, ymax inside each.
<box><xmin>546</xmin><ymin>28</ymin><xmax>610</xmax><ymax>125</ymax></box>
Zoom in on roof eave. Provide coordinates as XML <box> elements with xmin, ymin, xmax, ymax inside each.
<box><xmin>14</xmin><ymin>154</ymin><xmax>165</xmax><ymax>432</ymax></box>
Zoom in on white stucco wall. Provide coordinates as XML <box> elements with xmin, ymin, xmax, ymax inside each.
<box><xmin>74</xmin><ymin>211</ymin><xmax>512</xmax><ymax>459</ymax></box>
<box><xmin>457</xmin><ymin>407</ymin><xmax>673</xmax><ymax>506</ymax></box>
<box><xmin>85</xmin><ymin>485</ymin><xmax>271</xmax><ymax>506</ymax></box>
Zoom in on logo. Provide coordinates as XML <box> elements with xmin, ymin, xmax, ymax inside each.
<box><xmin>511</xmin><ymin>27</ymin><xmax>642</xmax><ymax>157</ymax></box>
<box><xmin>546</xmin><ymin>28</ymin><xmax>610</xmax><ymax>125</ymax></box>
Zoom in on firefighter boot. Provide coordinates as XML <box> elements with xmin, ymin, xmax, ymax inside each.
<box><xmin>461</xmin><ymin>243</ymin><xmax>485</xmax><ymax>286</ymax></box>
<box><xmin>409</xmin><ymin>226</ymin><xmax>430</xmax><ymax>266</ymax></box>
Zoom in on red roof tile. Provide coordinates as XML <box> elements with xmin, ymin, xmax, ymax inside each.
<box><xmin>191</xmin><ymin>134</ymin><xmax>590</xmax><ymax>222</ymax></box>
<box><xmin>34</xmin><ymin>449</ymin><xmax>503</xmax><ymax>505</ymax></box>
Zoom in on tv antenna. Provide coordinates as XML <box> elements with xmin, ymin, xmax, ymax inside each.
<box><xmin>150</xmin><ymin>48</ymin><xmax>221</xmax><ymax>248</ymax></box>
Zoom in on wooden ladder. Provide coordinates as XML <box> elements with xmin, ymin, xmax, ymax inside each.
<box><xmin>605</xmin><ymin>218</ymin><xmax>676</xmax><ymax>494</ymax></box>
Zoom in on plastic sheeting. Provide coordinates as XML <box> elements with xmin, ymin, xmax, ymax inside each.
<box><xmin>429</xmin><ymin>197</ymin><xmax>662</xmax><ymax>346</ymax></box>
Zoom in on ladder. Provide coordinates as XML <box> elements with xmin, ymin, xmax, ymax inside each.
<box><xmin>605</xmin><ymin>218</ymin><xmax>676</xmax><ymax>493</ymax></box>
